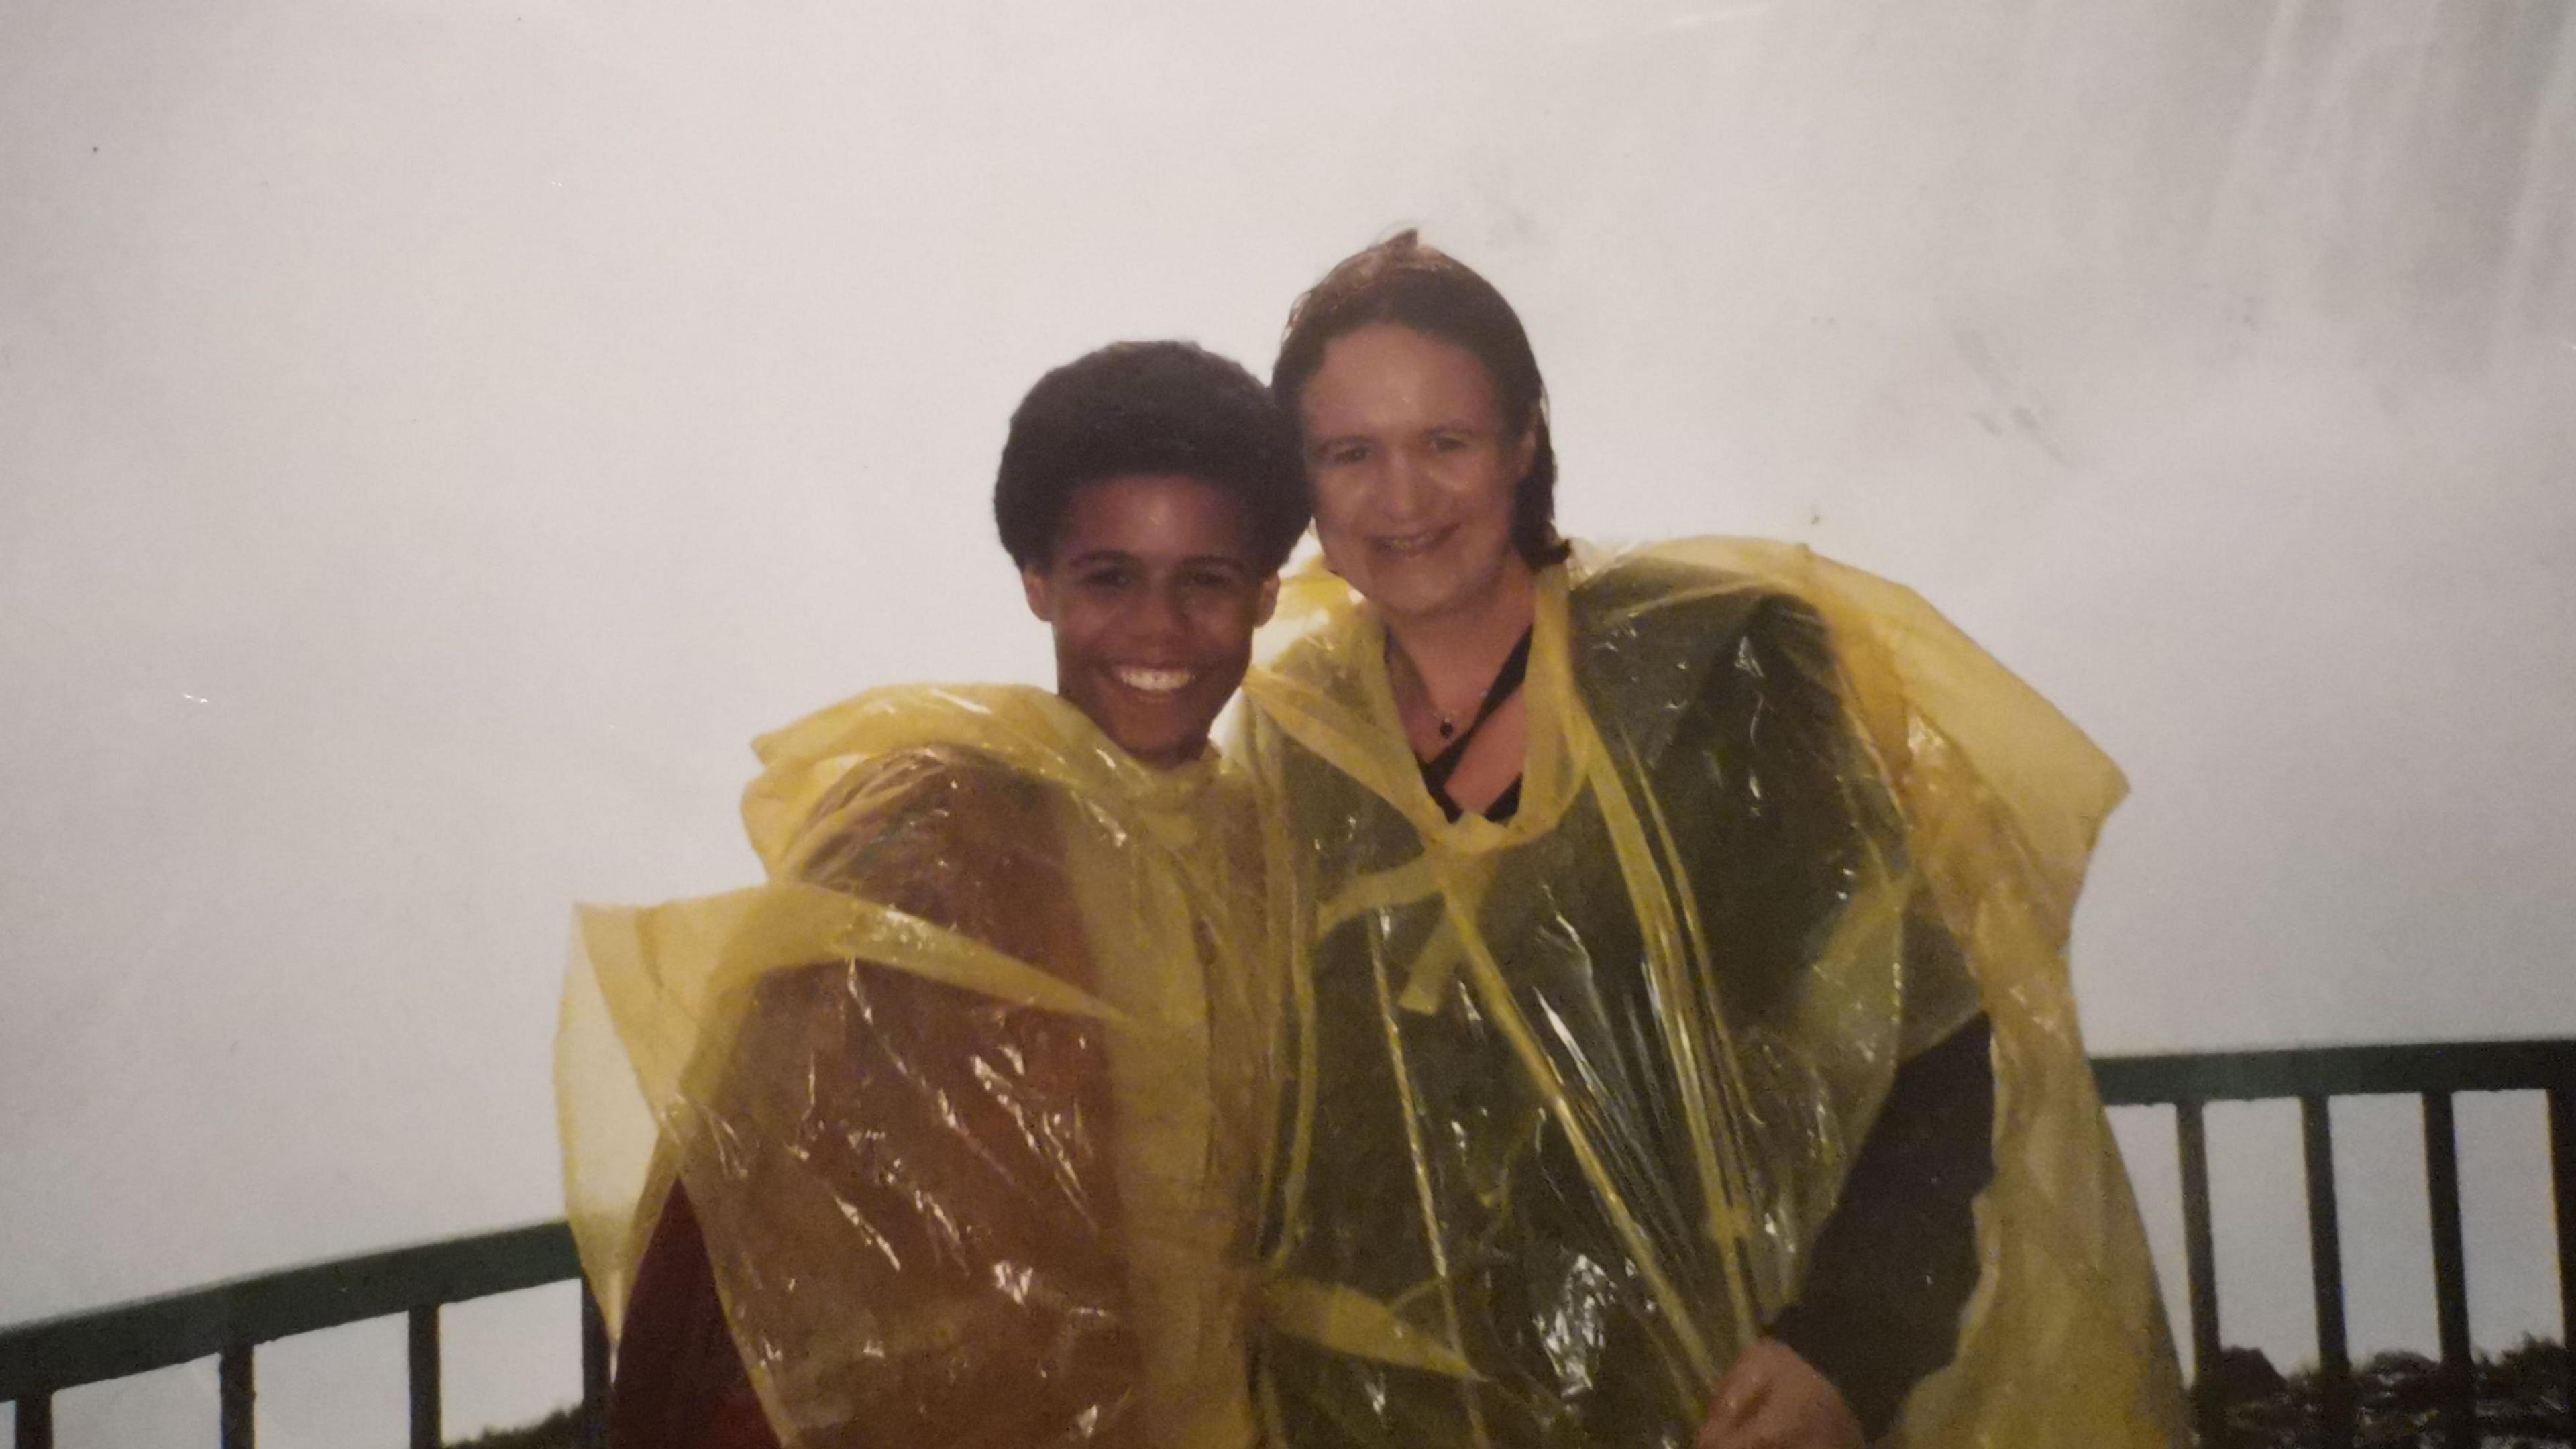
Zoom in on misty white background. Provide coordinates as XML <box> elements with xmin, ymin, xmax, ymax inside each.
<box><xmin>5</xmin><ymin>1</ymin><xmax>2572</xmax><ymax>1442</ymax></box>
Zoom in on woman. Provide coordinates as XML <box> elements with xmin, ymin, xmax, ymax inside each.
<box><xmin>557</xmin><ymin>340</ymin><xmax>1307</xmax><ymax>1448</ymax></box>
<box><xmin>1237</xmin><ymin>234</ymin><xmax>2188</xmax><ymax>1448</ymax></box>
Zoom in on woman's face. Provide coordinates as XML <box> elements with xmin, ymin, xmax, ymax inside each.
<box><xmin>1299</xmin><ymin>322</ymin><xmax>1536</xmax><ymax>626</ymax></box>
<box><xmin>1021</xmin><ymin>472</ymin><xmax>1279</xmax><ymax>769</ymax></box>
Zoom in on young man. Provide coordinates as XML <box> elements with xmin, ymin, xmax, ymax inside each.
<box><xmin>556</xmin><ymin>340</ymin><xmax>1307</xmax><ymax>1449</ymax></box>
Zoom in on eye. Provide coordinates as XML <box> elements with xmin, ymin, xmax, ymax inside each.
<box><xmin>1426</xmin><ymin>431</ymin><xmax>1472</xmax><ymax>453</ymax></box>
<box><xmin>1317</xmin><ymin>440</ymin><xmax>1372</xmax><ymax>468</ymax></box>
<box><xmin>1182</xmin><ymin>566</ymin><xmax>1242</xmax><ymax>592</ymax></box>
<box><xmin>1075</xmin><ymin>564</ymin><xmax>1136</xmax><ymax>592</ymax></box>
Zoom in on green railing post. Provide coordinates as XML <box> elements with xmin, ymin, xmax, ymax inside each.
<box><xmin>407</xmin><ymin>1305</ymin><xmax>440</xmax><ymax>1449</ymax></box>
<box><xmin>580</xmin><ymin>1288</ymin><xmax>611</xmax><ymax>1448</ymax></box>
<box><xmin>217</xmin><ymin>1345</ymin><xmax>252</xmax><ymax>1449</ymax></box>
<box><xmin>15</xmin><ymin>1393</ymin><xmax>53</xmax><ymax>1449</ymax></box>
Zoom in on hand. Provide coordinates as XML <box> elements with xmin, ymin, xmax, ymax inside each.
<box><xmin>1695</xmin><ymin>1340</ymin><xmax>1864</xmax><ymax>1449</ymax></box>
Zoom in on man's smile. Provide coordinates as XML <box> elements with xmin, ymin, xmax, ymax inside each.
<box><xmin>1110</xmin><ymin>665</ymin><xmax>1199</xmax><ymax>696</ymax></box>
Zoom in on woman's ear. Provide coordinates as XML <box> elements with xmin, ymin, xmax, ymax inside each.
<box><xmin>1020</xmin><ymin>563</ymin><xmax>1056</xmax><ymax>623</ymax></box>
<box><xmin>1255</xmin><ymin>574</ymin><xmax>1281</xmax><ymax>628</ymax></box>
<box><xmin>1507</xmin><ymin>418</ymin><xmax>1539</xmax><ymax>484</ymax></box>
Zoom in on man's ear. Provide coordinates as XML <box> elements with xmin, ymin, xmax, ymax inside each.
<box><xmin>1021</xmin><ymin>563</ymin><xmax>1055</xmax><ymax>623</ymax></box>
<box><xmin>1254</xmin><ymin>574</ymin><xmax>1280</xmax><ymax>629</ymax></box>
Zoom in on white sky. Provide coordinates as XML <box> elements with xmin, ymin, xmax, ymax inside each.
<box><xmin>4</xmin><ymin>1</ymin><xmax>2572</xmax><ymax>1442</ymax></box>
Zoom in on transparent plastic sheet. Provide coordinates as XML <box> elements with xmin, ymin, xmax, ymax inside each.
<box><xmin>1236</xmin><ymin>537</ymin><xmax>2190</xmax><ymax>1447</ymax></box>
<box><xmin>557</xmin><ymin>684</ymin><xmax>1279</xmax><ymax>1449</ymax></box>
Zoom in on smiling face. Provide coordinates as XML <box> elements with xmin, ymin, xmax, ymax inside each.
<box><xmin>1299</xmin><ymin>322</ymin><xmax>1538</xmax><ymax>627</ymax></box>
<box><xmin>1021</xmin><ymin>472</ymin><xmax>1279</xmax><ymax>769</ymax></box>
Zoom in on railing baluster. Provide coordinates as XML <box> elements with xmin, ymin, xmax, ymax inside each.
<box><xmin>2300</xmin><ymin>1095</ymin><xmax>2353</xmax><ymax>1449</ymax></box>
<box><xmin>408</xmin><ymin>1305</ymin><xmax>441</xmax><ymax>1449</ymax></box>
<box><xmin>15</xmin><ymin>1394</ymin><xmax>52</xmax><ymax>1449</ymax></box>
<box><xmin>580</xmin><ymin>1286</ymin><xmax>610</xmax><ymax>1449</ymax></box>
<box><xmin>2175</xmin><ymin>1099</ymin><xmax>2220</xmax><ymax>1442</ymax></box>
<box><xmin>2548</xmin><ymin>1085</ymin><xmax>2574</xmax><ymax>1444</ymax></box>
<box><xmin>219</xmin><ymin>1344</ymin><xmax>254</xmax><ymax>1449</ymax></box>
<box><xmin>2421</xmin><ymin>1092</ymin><xmax>2474</xmax><ymax>1449</ymax></box>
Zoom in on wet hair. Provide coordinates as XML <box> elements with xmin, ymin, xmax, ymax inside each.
<box><xmin>995</xmin><ymin>339</ymin><xmax>1310</xmax><ymax>572</ymax></box>
<box><xmin>1271</xmin><ymin>230</ymin><xmax>1568</xmax><ymax>568</ymax></box>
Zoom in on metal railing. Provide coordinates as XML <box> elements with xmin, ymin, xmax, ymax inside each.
<box><xmin>2</xmin><ymin>1037</ymin><xmax>2570</xmax><ymax>1448</ymax></box>
<box><xmin>0</xmin><ymin>1222</ymin><xmax>604</xmax><ymax>1449</ymax></box>
<box><xmin>2096</xmin><ymin>1038</ymin><xmax>2576</xmax><ymax>1447</ymax></box>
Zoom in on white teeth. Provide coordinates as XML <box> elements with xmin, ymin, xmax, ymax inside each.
<box><xmin>1377</xmin><ymin>530</ymin><xmax>1444</xmax><ymax>555</ymax></box>
<box><xmin>1114</xmin><ymin>667</ymin><xmax>1194</xmax><ymax>694</ymax></box>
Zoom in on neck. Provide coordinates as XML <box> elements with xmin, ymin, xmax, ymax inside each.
<box><xmin>1382</xmin><ymin>562</ymin><xmax>1538</xmax><ymax>713</ymax></box>
<box><xmin>1055</xmin><ymin>688</ymin><xmax>1208</xmax><ymax>772</ymax></box>
<box><xmin>1133</xmin><ymin>738</ymin><xmax>1207</xmax><ymax>771</ymax></box>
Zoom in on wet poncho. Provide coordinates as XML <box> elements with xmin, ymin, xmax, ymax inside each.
<box><xmin>557</xmin><ymin>684</ymin><xmax>1277</xmax><ymax>1449</ymax></box>
<box><xmin>1236</xmin><ymin>538</ymin><xmax>2189</xmax><ymax>1448</ymax></box>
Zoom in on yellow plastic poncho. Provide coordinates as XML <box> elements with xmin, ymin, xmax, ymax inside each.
<box><xmin>557</xmin><ymin>684</ymin><xmax>1279</xmax><ymax>1449</ymax></box>
<box><xmin>1236</xmin><ymin>538</ymin><xmax>2189</xmax><ymax>1448</ymax></box>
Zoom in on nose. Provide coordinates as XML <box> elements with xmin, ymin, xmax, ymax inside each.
<box><xmin>1122</xmin><ymin>578</ymin><xmax>1191</xmax><ymax>650</ymax></box>
<box><xmin>1370</xmin><ymin>448</ymin><xmax>1438</xmax><ymax>523</ymax></box>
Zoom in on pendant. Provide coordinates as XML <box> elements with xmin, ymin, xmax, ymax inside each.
<box><xmin>1438</xmin><ymin>718</ymin><xmax>1456</xmax><ymax>739</ymax></box>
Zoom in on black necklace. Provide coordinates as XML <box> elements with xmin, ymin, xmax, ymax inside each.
<box><xmin>1416</xmin><ymin>627</ymin><xmax>1533</xmax><ymax>749</ymax></box>
<box><xmin>1407</xmin><ymin>627</ymin><xmax>1535</xmax><ymax>822</ymax></box>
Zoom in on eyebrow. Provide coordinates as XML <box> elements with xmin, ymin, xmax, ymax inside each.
<box><xmin>1061</xmin><ymin>550</ymin><xmax>1252</xmax><ymax>571</ymax></box>
<box><xmin>1311</xmin><ymin>420</ymin><xmax>1481</xmax><ymax>445</ymax></box>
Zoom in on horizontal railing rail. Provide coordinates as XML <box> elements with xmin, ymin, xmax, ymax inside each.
<box><xmin>2095</xmin><ymin>1037</ymin><xmax>2576</xmax><ymax>1105</ymax></box>
<box><xmin>2096</xmin><ymin>1036</ymin><xmax>2576</xmax><ymax>1449</ymax></box>
<box><xmin>3</xmin><ymin>1038</ymin><xmax>2571</xmax><ymax>1448</ymax></box>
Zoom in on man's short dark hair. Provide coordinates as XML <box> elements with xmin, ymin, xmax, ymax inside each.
<box><xmin>995</xmin><ymin>340</ymin><xmax>1309</xmax><ymax>572</ymax></box>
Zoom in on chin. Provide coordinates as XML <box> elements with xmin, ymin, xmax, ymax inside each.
<box><xmin>1106</xmin><ymin>717</ymin><xmax>1210</xmax><ymax>766</ymax></box>
<box><xmin>1350</xmin><ymin>549</ymin><xmax>1513</xmax><ymax>622</ymax></box>
<box><xmin>1371</xmin><ymin>573</ymin><xmax>1483</xmax><ymax>623</ymax></box>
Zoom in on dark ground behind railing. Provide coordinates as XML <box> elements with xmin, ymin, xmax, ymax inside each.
<box><xmin>3</xmin><ymin>1037</ymin><xmax>2571</xmax><ymax>1448</ymax></box>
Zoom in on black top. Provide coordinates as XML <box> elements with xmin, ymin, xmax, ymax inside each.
<box><xmin>1429</xmin><ymin>640</ymin><xmax>1993</xmax><ymax>1441</ymax></box>
<box><xmin>1414</xmin><ymin>628</ymin><xmax>1533</xmax><ymax>823</ymax></box>
<box><xmin>1266</xmin><ymin>585</ymin><xmax>1999</xmax><ymax>1446</ymax></box>
<box><xmin>1769</xmin><ymin>1014</ymin><xmax>1994</xmax><ymax>1437</ymax></box>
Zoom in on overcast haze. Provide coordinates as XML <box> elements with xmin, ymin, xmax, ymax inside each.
<box><xmin>4</xmin><ymin>1</ymin><xmax>2572</xmax><ymax>1442</ymax></box>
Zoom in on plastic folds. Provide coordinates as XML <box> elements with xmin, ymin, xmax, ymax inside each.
<box><xmin>1236</xmin><ymin>538</ymin><xmax>2190</xmax><ymax>1447</ymax></box>
<box><xmin>557</xmin><ymin>685</ymin><xmax>1277</xmax><ymax>1448</ymax></box>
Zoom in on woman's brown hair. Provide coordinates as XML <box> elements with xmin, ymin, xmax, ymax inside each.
<box><xmin>1272</xmin><ymin>231</ymin><xmax>1569</xmax><ymax>568</ymax></box>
